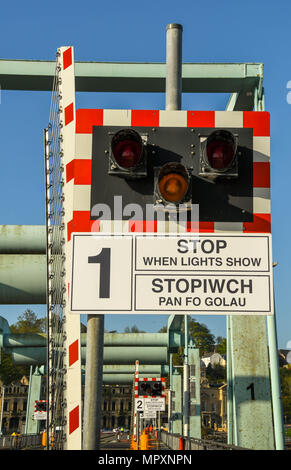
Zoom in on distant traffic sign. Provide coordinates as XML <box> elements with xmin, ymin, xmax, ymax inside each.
<box><xmin>144</xmin><ymin>397</ymin><xmax>165</xmax><ymax>412</ymax></box>
<box><xmin>70</xmin><ymin>233</ymin><xmax>273</xmax><ymax>315</ymax></box>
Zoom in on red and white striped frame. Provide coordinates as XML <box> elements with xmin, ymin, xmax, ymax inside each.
<box><xmin>133</xmin><ymin>360</ymin><xmax>139</xmax><ymax>441</ymax></box>
<box><xmin>57</xmin><ymin>46</ymin><xmax>82</xmax><ymax>450</ymax></box>
<box><xmin>134</xmin><ymin>377</ymin><xmax>166</xmax><ymax>399</ymax></box>
<box><xmin>34</xmin><ymin>400</ymin><xmax>47</xmax><ymax>411</ymax></box>
<box><xmin>66</xmin><ymin>109</ymin><xmax>271</xmax><ymax>237</ymax></box>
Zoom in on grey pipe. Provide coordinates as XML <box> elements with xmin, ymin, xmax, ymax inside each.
<box><xmin>165</xmin><ymin>23</ymin><xmax>183</xmax><ymax>111</ymax></box>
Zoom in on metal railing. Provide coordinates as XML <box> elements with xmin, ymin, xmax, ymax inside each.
<box><xmin>160</xmin><ymin>430</ymin><xmax>249</xmax><ymax>450</ymax></box>
<box><xmin>0</xmin><ymin>434</ymin><xmax>42</xmax><ymax>450</ymax></box>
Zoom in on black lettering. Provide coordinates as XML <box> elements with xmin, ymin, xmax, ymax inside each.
<box><xmin>227</xmin><ymin>279</ymin><xmax>239</xmax><ymax>294</ymax></box>
<box><xmin>177</xmin><ymin>239</ymin><xmax>188</xmax><ymax>253</ymax></box>
<box><xmin>241</xmin><ymin>279</ymin><xmax>253</xmax><ymax>293</ymax></box>
<box><xmin>152</xmin><ymin>278</ymin><xmax>163</xmax><ymax>293</ymax></box>
<box><xmin>217</xmin><ymin>240</ymin><xmax>227</xmax><ymax>253</ymax></box>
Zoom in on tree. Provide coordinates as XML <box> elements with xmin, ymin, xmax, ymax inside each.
<box><xmin>0</xmin><ymin>351</ymin><xmax>29</xmax><ymax>384</ymax></box>
<box><xmin>124</xmin><ymin>325</ymin><xmax>145</xmax><ymax>333</ymax></box>
<box><xmin>206</xmin><ymin>363</ymin><xmax>226</xmax><ymax>384</ymax></box>
<box><xmin>0</xmin><ymin>309</ymin><xmax>46</xmax><ymax>384</ymax></box>
<box><xmin>10</xmin><ymin>309</ymin><xmax>46</xmax><ymax>334</ymax></box>
<box><xmin>158</xmin><ymin>317</ymin><xmax>216</xmax><ymax>363</ymax></box>
<box><xmin>216</xmin><ymin>336</ymin><xmax>226</xmax><ymax>355</ymax></box>
<box><xmin>280</xmin><ymin>367</ymin><xmax>291</xmax><ymax>423</ymax></box>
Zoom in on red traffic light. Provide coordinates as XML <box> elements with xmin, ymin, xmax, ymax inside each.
<box><xmin>205</xmin><ymin>130</ymin><xmax>236</xmax><ymax>171</ymax></box>
<box><xmin>157</xmin><ymin>162</ymin><xmax>190</xmax><ymax>203</ymax></box>
<box><xmin>111</xmin><ymin>129</ymin><xmax>143</xmax><ymax>169</ymax></box>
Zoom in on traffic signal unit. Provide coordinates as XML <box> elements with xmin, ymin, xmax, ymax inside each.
<box><xmin>134</xmin><ymin>377</ymin><xmax>166</xmax><ymax>399</ymax></box>
<box><xmin>66</xmin><ymin>109</ymin><xmax>270</xmax><ymax>239</ymax></box>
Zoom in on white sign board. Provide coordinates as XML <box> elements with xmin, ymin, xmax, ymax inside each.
<box><xmin>34</xmin><ymin>410</ymin><xmax>47</xmax><ymax>420</ymax></box>
<box><xmin>135</xmin><ymin>397</ymin><xmax>145</xmax><ymax>412</ymax></box>
<box><xmin>70</xmin><ymin>233</ymin><xmax>273</xmax><ymax>315</ymax></box>
<box><xmin>144</xmin><ymin>397</ymin><xmax>166</xmax><ymax>412</ymax></box>
<box><xmin>141</xmin><ymin>410</ymin><xmax>157</xmax><ymax>419</ymax></box>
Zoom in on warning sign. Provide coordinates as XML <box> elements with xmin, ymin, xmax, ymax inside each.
<box><xmin>70</xmin><ymin>233</ymin><xmax>273</xmax><ymax>315</ymax></box>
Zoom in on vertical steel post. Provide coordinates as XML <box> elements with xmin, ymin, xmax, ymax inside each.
<box><xmin>24</xmin><ymin>366</ymin><xmax>33</xmax><ymax>434</ymax></box>
<box><xmin>83</xmin><ymin>314</ymin><xmax>104</xmax><ymax>450</ymax></box>
<box><xmin>166</xmin><ymin>23</ymin><xmax>183</xmax><ymax>111</ymax></box>
<box><xmin>267</xmin><ymin>294</ymin><xmax>285</xmax><ymax>449</ymax></box>
<box><xmin>0</xmin><ymin>385</ymin><xmax>5</xmax><ymax>436</ymax></box>
<box><xmin>165</xmin><ymin>22</ymin><xmax>188</xmax><ymax>441</ymax></box>
<box><xmin>25</xmin><ymin>367</ymin><xmax>42</xmax><ymax>434</ymax></box>
<box><xmin>172</xmin><ymin>370</ymin><xmax>183</xmax><ymax>435</ymax></box>
<box><xmin>226</xmin><ymin>316</ymin><xmax>233</xmax><ymax>444</ymax></box>
<box><xmin>168</xmin><ymin>353</ymin><xmax>173</xmax><ymax>433</ymax></box>
<box><xmin>188</xmin><ymin>344</ymin><xmax>201</xmax><ymax>439</ymax></box>
<box><xmin>183</xmin><ymin>315</ymin><xmax>189</xmax><ymax>438</ymax></box>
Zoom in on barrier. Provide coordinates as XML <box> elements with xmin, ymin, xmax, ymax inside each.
<box><xmin>140</xmin><ymin>432</ymin><xmax>149</xmax><ymax>450</ymax></box>
<box><xmin>0</xmin><ymin>433</ymin><xmax>42</xmax><ymax>450</ymax></box>
<box><xmin>160</xmin><ymin>430</ymin><xmax>250</xmax><ymax>450</ymax></box>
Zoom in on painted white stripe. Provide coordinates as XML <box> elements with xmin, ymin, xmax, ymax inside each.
<box><xmin>215</xmin><ymin>111</ymin><xmax>243</xmax><ymax>128</ymax></box>
<box><xmin>214</xmin><ymin>222</ymin><xmax>244</xmax><ymax>232</ymax></box>
<box><xmin>75</xmin><ymin>134</ymin><xmax>92</xmax><ymax>159</ymax></box>
<box><xmin>253</xmin><ymin>136</ymin><xmax>270</xmax><ymax>162</ymax></box>
<box><xmin>99</xmin><ymin>220</ymin><xmax>129</xmax><ymax>233</ymax></box>
<box><xmin>73</xmin><ymin>185</ymin><xmax>91</xmax><ymax>210</ymax></box>
<box><xmin>253</xmin><ymin>188</ymin><xmax>271</xmax><ymax>214</ymax></box>
<box><xmin>103</xmin><ymin>109</ymin><xmax>131</xmax><ymax>126</ymax></box>
<box><xmin>59</xmin><ymin>45</ymin><xmax>82</xmax><ymax>450</ymax></box>
<box><xmin>159</xmin><ymin>110</ymin><xmax>187</xmax><ymax>127</ymax></box>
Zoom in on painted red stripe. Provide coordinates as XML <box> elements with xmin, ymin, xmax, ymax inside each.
<box><xmin>198</xmin><ymin>221</ymin><xmax>215</xmax><ymax>233</ymax></box>
<box><xmin>69</xmin><ymin>339</ymin><xmax>79</xmax><ymax>367</ymax></box>
<box><xmin>63</xmin><ymin>47</ymin><xmax>72</xmax><ymax>70</ymax></box>
<box><xmin>76</xmin><ymin>109</ymin><xmax>103</xmax><ymax>133</ymax></box>
<box><xmin>131</xmin><ymin>109</ymin><xmax>159</xmax><ymax>127</ymax></box>
<box><xmin>69</xmin><ymin>406</ymin><xmax>79</xmax><ymax>434</ymax></box>
<box><xmin>253</xmin><ymin>162</ymin><xmax>270</xmax><ymax>188</ymax></box>
<box><xmin>187</xmin><ymin>111</ymin><xmax>215</xmax><ymax>128</ymax></box>
<box><xmin>129</xmin><ymin>220</ymin><xmax>157</xmax><ymax>232</ymax></box>
<box><xmin>64</xmin><ymin>103</ymin><xmax>74</xmax><ymax>126</ymax></box>
<box><xmin>74</xmin><ymin>160</ymin><xmax>92</xmax><ymax>185</ymax></box>
<box><xmin>67</xmin><ymin>211</ymin><xmax>100</xmax><ymax>241</ymax></box>
<box><xmin>243</xmin><ymin>213</ymin><xmax>271</xmax><ymax>233</ymax></box>
<box><xmin>66</xmin><ymin>160</ymin><xmax>74</xmax><ymax>183</ymax></box>
<box><xmin>243</xmin><ymin>111</ymin><xmax>270</xmax><ymax>137</ymax></box>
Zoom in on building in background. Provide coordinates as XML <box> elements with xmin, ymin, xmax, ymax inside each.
<box><xmin>0</xmin><ymin>377</ymin><xmax>29</xmax><ymax>434</ymax></box>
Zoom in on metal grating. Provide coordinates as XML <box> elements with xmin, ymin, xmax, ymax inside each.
<box><xmin>44</xmin><ymin>53</ymin><xmax>67</xmax><ymax>450</ymax></box>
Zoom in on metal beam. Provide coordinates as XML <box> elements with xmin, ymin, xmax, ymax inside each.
<box><xmin>0</xmin><ymin>225</ymin><xmax>46</xmax><ymax>254</ymax></box>
<box><xmin>1</xmin><ymin>331</ymin><xmax>181</xmax><ymax>350</ymax></box>
<box><xmin>0</xmin><ymin>254</ymin><xmax>46</xmax><ymax>304</ymax></box>
<box><xmin>9</xmin><ymin>346</ymin><xmax>169</xmax><ymax>365</ymax></box>
<box><xmin>0</xmin><ymin>60</ymin><xmax>262</xmax><ymax>96</ymax></box>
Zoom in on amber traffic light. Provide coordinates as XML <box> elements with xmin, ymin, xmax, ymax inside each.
<box><xmin>157</xmin><ymin>162</ymin><xmax>191</xmax><ymax>204</ymax></box>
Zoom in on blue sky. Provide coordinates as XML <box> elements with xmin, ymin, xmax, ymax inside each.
<box><xmin>0</xmin><ymin>0</ymin><xmax>290</xmax><ymax>348</ymax></box>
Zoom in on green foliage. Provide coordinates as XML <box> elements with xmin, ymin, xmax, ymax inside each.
<box><xmin>216</xmin><ymin>336</ymin><xmax>226</xmax><ymax>355</ymax></box>
<box><xmin>206</xmin><ymin>363</ymin><xmax>226</xmax><ymax>384</ymax></box>
<box><xmin>159</xmin><ymin>317</ymin><xmax>217</xmax><ymax>357</ymax></box>
<box><xmin>124</xmin><ymin>325</ymin><xmax>145</xmax><ymax>333</ymax></box>
<box><xmin>280</xmin><ymin>367</ymin><xmax>291</xmax><ymax>423</ymax></box>
<box><xmin>188</xmin><ymin>319</ymin><xmax>216</xmax><ymax>355</ymax></box>
<box><xmin>10</xmin><ymin>309</ymin><xmax>46</xmax><ymax>334</ymax></box>
<box><xmin>0</xmin><ymin>309</ymin><xmax>45</xmax><ymax>384</ymax></box>
<box><xmin>0</xmin><ymin>350</ymin><xmax>30</xmax><ymax>384</ymax></box>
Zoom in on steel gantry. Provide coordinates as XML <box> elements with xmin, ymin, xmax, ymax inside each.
<box><xmin>0</xmin><ymin>22</ymin><xmax>284</xmax><ymax>451</ymax></box>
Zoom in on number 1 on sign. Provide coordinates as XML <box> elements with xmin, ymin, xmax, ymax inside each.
<box><xmin>88</xmin><ymin>248</ymin><xmax>111</xmax><ymax>298</ymax></box>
